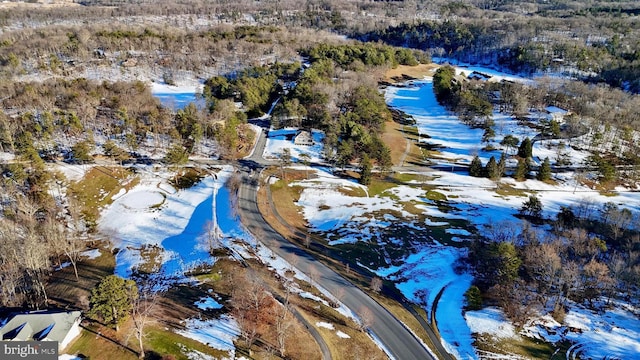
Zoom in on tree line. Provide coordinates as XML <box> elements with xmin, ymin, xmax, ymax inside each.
<box><xmin>466</xmin><ymin>201</ymin><xmax>639</xmax><ymax>326</ymax></box>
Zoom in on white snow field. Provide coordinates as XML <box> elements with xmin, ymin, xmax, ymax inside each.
<box><xmin>98</xmin><ymin>165</ymin><xmax>247</xmax><ymax>355</ymax></box>
<box><xmin>151</xmin><ymin>81</ymin><xmax>205</xmax><ymax>110</ymax></box>
<box><xmin>96</xmin><ymin>161</ymin><xmax>368</xmax><ymax>354</ymax></box>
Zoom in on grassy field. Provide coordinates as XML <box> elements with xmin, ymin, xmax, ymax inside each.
<box><xmin>260</xmin><ymin>168</ymin><xmax>460</xmax><ymax>359</ymax></box>
<box><xmin>385</xmin><ymin>63</ymin><xmax>440</xmax><ymax>81</ymax></box>
<box><xmin>474</xmin><ymin>333</ymin><xmax>573</xmax><ymax>360</ymax></box>
<box><xmin>67</xmin><ymin>166</ymin><xmax>139</xmax><ymax>229</ymax></box>
<box><xmin>380</xmin><ymin>119</ymin><xmax>430</xmax><ymax>167</ymax></box>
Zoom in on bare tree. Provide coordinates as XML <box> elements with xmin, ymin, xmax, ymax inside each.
<box><xmin>225</xmin><ymin>171</ymin><xmax>243</xmax><ymax>220</ymax></box>
<box><xmin>307</xmin><ymin>265</ymin><xmax>320</xmax><ymax>287</ymax></box>
<box><xmin>299</xmin><ymin>152</ymin><xmax>311</xmax><ymax>178</ymax></box>
<box><xmin>274</xmin><ymin>282</ymin><xmax>294</xmax><ymax>357</ymax></box>
<box><xmin>357</xmin><ymin>306</ymin><xmax>373</xmax><ymax>331</ymax></box>
<box><xmin>370</xmin><ymin>277</ymin><xmax>383</xmax><ymax>294</ymax></box>
<box><xmin>129</xmin><ymin>274</ymin><xmax>165</xmax><ymax>359</ymax></box>
<box><xmin>232</xmin><ymin>272</ymin><xmax>275</xmax><ymax>354</ymax></box>
<box><xmin>286</xmin><ymin>254</ymin><xmax>299</xmax><ymax>275</ymax></box>
<box><xmin>203</xmin><ymin>220</ymin><xmax>222</xmax><ymax>254</ymax></box>
<box><xmin>278</xmin><ymin>148</ymin><xmax>292</xmax><ymax>181</ymax></box>
<box><xmin>44</xmin><ymin>217</ymin><xmax>86</xmax><ymax>281</ymax></box>
<box><xmin>329</xmin><ymin>286</ymin><xmax>346</xmax><ymax>308</ymax></box>
<box><xmin>304</xmin><ymin>233</ymin><xmax>311</xmax><ymax>248</ymax></box>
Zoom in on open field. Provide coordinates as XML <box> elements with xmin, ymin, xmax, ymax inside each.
<box><xmin>385</xmin><ymin>64</ymin><xmax>440</xmax><ymax>82</ymax></box>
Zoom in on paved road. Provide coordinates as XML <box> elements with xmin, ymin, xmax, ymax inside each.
<box><xmin>236</xmin><ymin>130</ymin><xmax>438</xmax><ymax>360</ymax></box>
<box><xmin>238</xmin><ymin>180</ymin><xmax>436</xmax><ymax>360</ymax></box>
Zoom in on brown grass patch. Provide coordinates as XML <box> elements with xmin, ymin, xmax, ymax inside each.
<box><xmin>381</xmin><ymin>119</ymin><xmax>410</xmax><ymax>166</ymax></box>
<box><xmin>381</xmin><ymin>120</ymin><xmax>429</xmax><ymax>167</ymax></box>
<box><xmin>371</xmin><ymin>294</ymin><xmax>439</xmax><ymax>355</ymax></box>
<box><xmin>256</xmin><ymin>170</ymin><xmax>446</xmax><ymax>360</ymax></box>
<box><xmin>65</xmin><ymin>325</ymin><xmax>139</xmax><ymax>360</ymax></box>
<box><xmin>67</xmin><ymin>166</ymin><xmax>139</xmax><ymax>229</ymax></box>
<box><xmin>265</xmin><ymin>170</ymin><xmax>308</xmax><ymax>231</ymax></box>
<box><xmin>296</xmin><ymin>303</ymin><xmax>386</xmax><ymax>360</ymax></box>
<box><xmin>384</xmin><ymin>63</ymin><xmax>440</xmax><ymax>81</ymax></box>
<box><xmin>47</xmin><ymin>241</ymin><xmax>115</xmax><ymax>310</ymax></box>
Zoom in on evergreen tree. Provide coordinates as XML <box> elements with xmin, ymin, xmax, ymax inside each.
<box><xmin>71</xmin><ymin>140</ymin><xmax>94</xmax><ymax>164</ymax></box>
<box><xmin>469</xmin><ymin>155</ymin><xmax>484</xmax><ymax>177</ymax></box>
<box><xmin>497</xmin><ymin>152</ymin><xmax>507</xmax><ymax>177</ymax></box>
<box><xmin>485</xmin><ymin>156</ymin><xmax>500</xmax><ymax>180</ymax></box>
<box><xmin>537</xmin><ymin>157</ymin><xmax>552</xmax><ymax>181</ymax></box>
<box><xmin>517</xmin><ymin>137</ymin><xmax>533</xmax><ymax>159</ymax></box>
<box><xmin>359</xmin><ymin>154</ymin><xmax>373</xmax><ymax>185</ymax></box>
<box><xmin>164</xmin><ymin>144</ymin><xmax>189</xmax><ymax>165</ymax></box>
<box><xmin>482</xmin><ymin>126</ymin><xmax>495</xmax><ymax>144</ymax></box>
<box><xmin>520</xmin><ymin>195</ymin><xmax>543</xmax><ymax>219</ymax></box>
<box><xmin>89</xmin><ymin>275</ymin><xmax>138</xmax><ymax>331</ymax></box>
<box><xmin>514</xmin><ymin>158</ymin><xmax>529</xmax><ymax>180</ymax></box>
<box><xmin>500</xmin><ymin>135</ymin><xmax>519</xmax><ymax>155</ymax></box>
<box><xmin>433</xmin><ymin>65</ymin><xmax>458</xmax><ymax>106</ymax></box>
<box><xmin>549</xmin><ymin>119</ymin><xmax>561</xmax><ymax>137</ymax></box>
<box><xmin>464</xmin><ymin>285</ymin><xmax>483</xmax><ymax>310</ymax></box>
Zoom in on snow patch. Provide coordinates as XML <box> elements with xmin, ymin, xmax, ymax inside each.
<box><xmin>316</xmin><ymin>321</ymin><xmax>334</xmax><ymax>330</ymax></box>
<box><xmin>195</xmin><ymin>297</ymin><xmax>223</xmax><ymax>310</ymax></box>
<box><xmin>465</xmin><ymin>308</ymin><xmax>516</xmax><ymax>339</ymax></box>
<box><xmin>176</xmin><ymin>315</ymin><xmax>239</xmax><ymax>356</ymax></box>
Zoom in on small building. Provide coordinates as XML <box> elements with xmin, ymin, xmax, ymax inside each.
<box><xmin>0</xmin><ymin>310</ymin><xmax>82</xmax><ymax>351</ymax></box>
<box><xmin>544</xmin><ymin>106</ymin><xmax>570</xmax><ymax>122</ymax></box>
<box><xmin>467</xmin><ymin>71</ymin><xmax>492</xmax><ymax>81</ymax></box>
<box><xmin>294</xmin><ymin>130</ymin><xmax>314</xmax><ymax>146</ymax></box>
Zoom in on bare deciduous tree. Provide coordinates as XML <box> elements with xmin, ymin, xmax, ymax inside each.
<box><xmin>232</xmin><ymin>272</ymin><xmax>275</xmax><ymax>354</ymax></box>
<box><xmin>203</xmin><ymin>220</ymin><xmax>222</xmax><ymax>254</ymax></box>
<box><xmin>129</xmin><ymin>274</ymin><xmax>165</xmax><ymax>359</ymax></box>
<box><xmin>357</xmin><ymin>306</ymin><xmax>373</xmax><ymax>331</ymax></box>
<box><xmin>370</xmin><ymin>277</ymin><xmax>383</xmax><ymax>294</ymax></box>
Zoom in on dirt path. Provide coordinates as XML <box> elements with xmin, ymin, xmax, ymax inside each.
<box><xmin>398</xmin><ymin>127</ymin><xmax>411</xmax><ymax>167</ymax></box>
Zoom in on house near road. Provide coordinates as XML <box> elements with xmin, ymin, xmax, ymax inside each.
<box><xmin>0</xmin><ymin>310</ymin><xmax>82</xmax><ymax>351</ymax></box>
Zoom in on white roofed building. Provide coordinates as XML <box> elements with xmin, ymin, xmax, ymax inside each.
<box><xmin>0</xmin><ymin>310</ymin><xmax>82</xmax><ymax>351</ymax></box>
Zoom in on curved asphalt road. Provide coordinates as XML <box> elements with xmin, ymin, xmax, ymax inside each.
<box><xmin>236</xmin><ymin>129</ymin><xmax>438</xmax><ymax>360</ymax></box>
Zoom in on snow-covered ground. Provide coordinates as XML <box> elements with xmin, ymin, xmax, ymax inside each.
<box><xmin>379</xmin><ymin>68</ymin><xmax>640</xmax><ymax>359</ymax></box>
<box><xmin>286</xmin><ymin>63</ymin><xmax>639</xmax><ymax>359</ymax></box>
<box><xmin>98</xmin><ymin>165</ymin><xmax>249</xmax><ymax>355</ymax></box>
<box><xmin>176</xmin><ymin>315</ymin><xmax>239</xmax><ymax>359</ymax></box>
<box><xmin>151</xmin><ymin>81</ymin><xmax>205</xmax><ymax>110</ymax></box>
<box><xmin>263</xmin><ymin>127</ymin><xmax>325</xmax><ymax>163</ymax></box>
<box><xmin>113</xmin><ymin>64</ymin><xmax>639</xmax><ymax>359</ymax></box>
<box><xmin>95</xmin><ymin>160</ymin><xmax>369</xmax><ymax>354</ymax></box>
<box><xmin>469</xmin><ymin>303</ymin><xmax>640</xmax><ymax>360</ymax></box>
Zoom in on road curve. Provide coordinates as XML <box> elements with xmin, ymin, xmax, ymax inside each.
<box><xmin>238</xmin><ymin>180</ymin><xmax>436</xmax><ymax>360</ymax></box>
<box><xmin>236</xmin><ymin>132</ymin><xmax>437</xmax><ymax>360</ymax></box>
